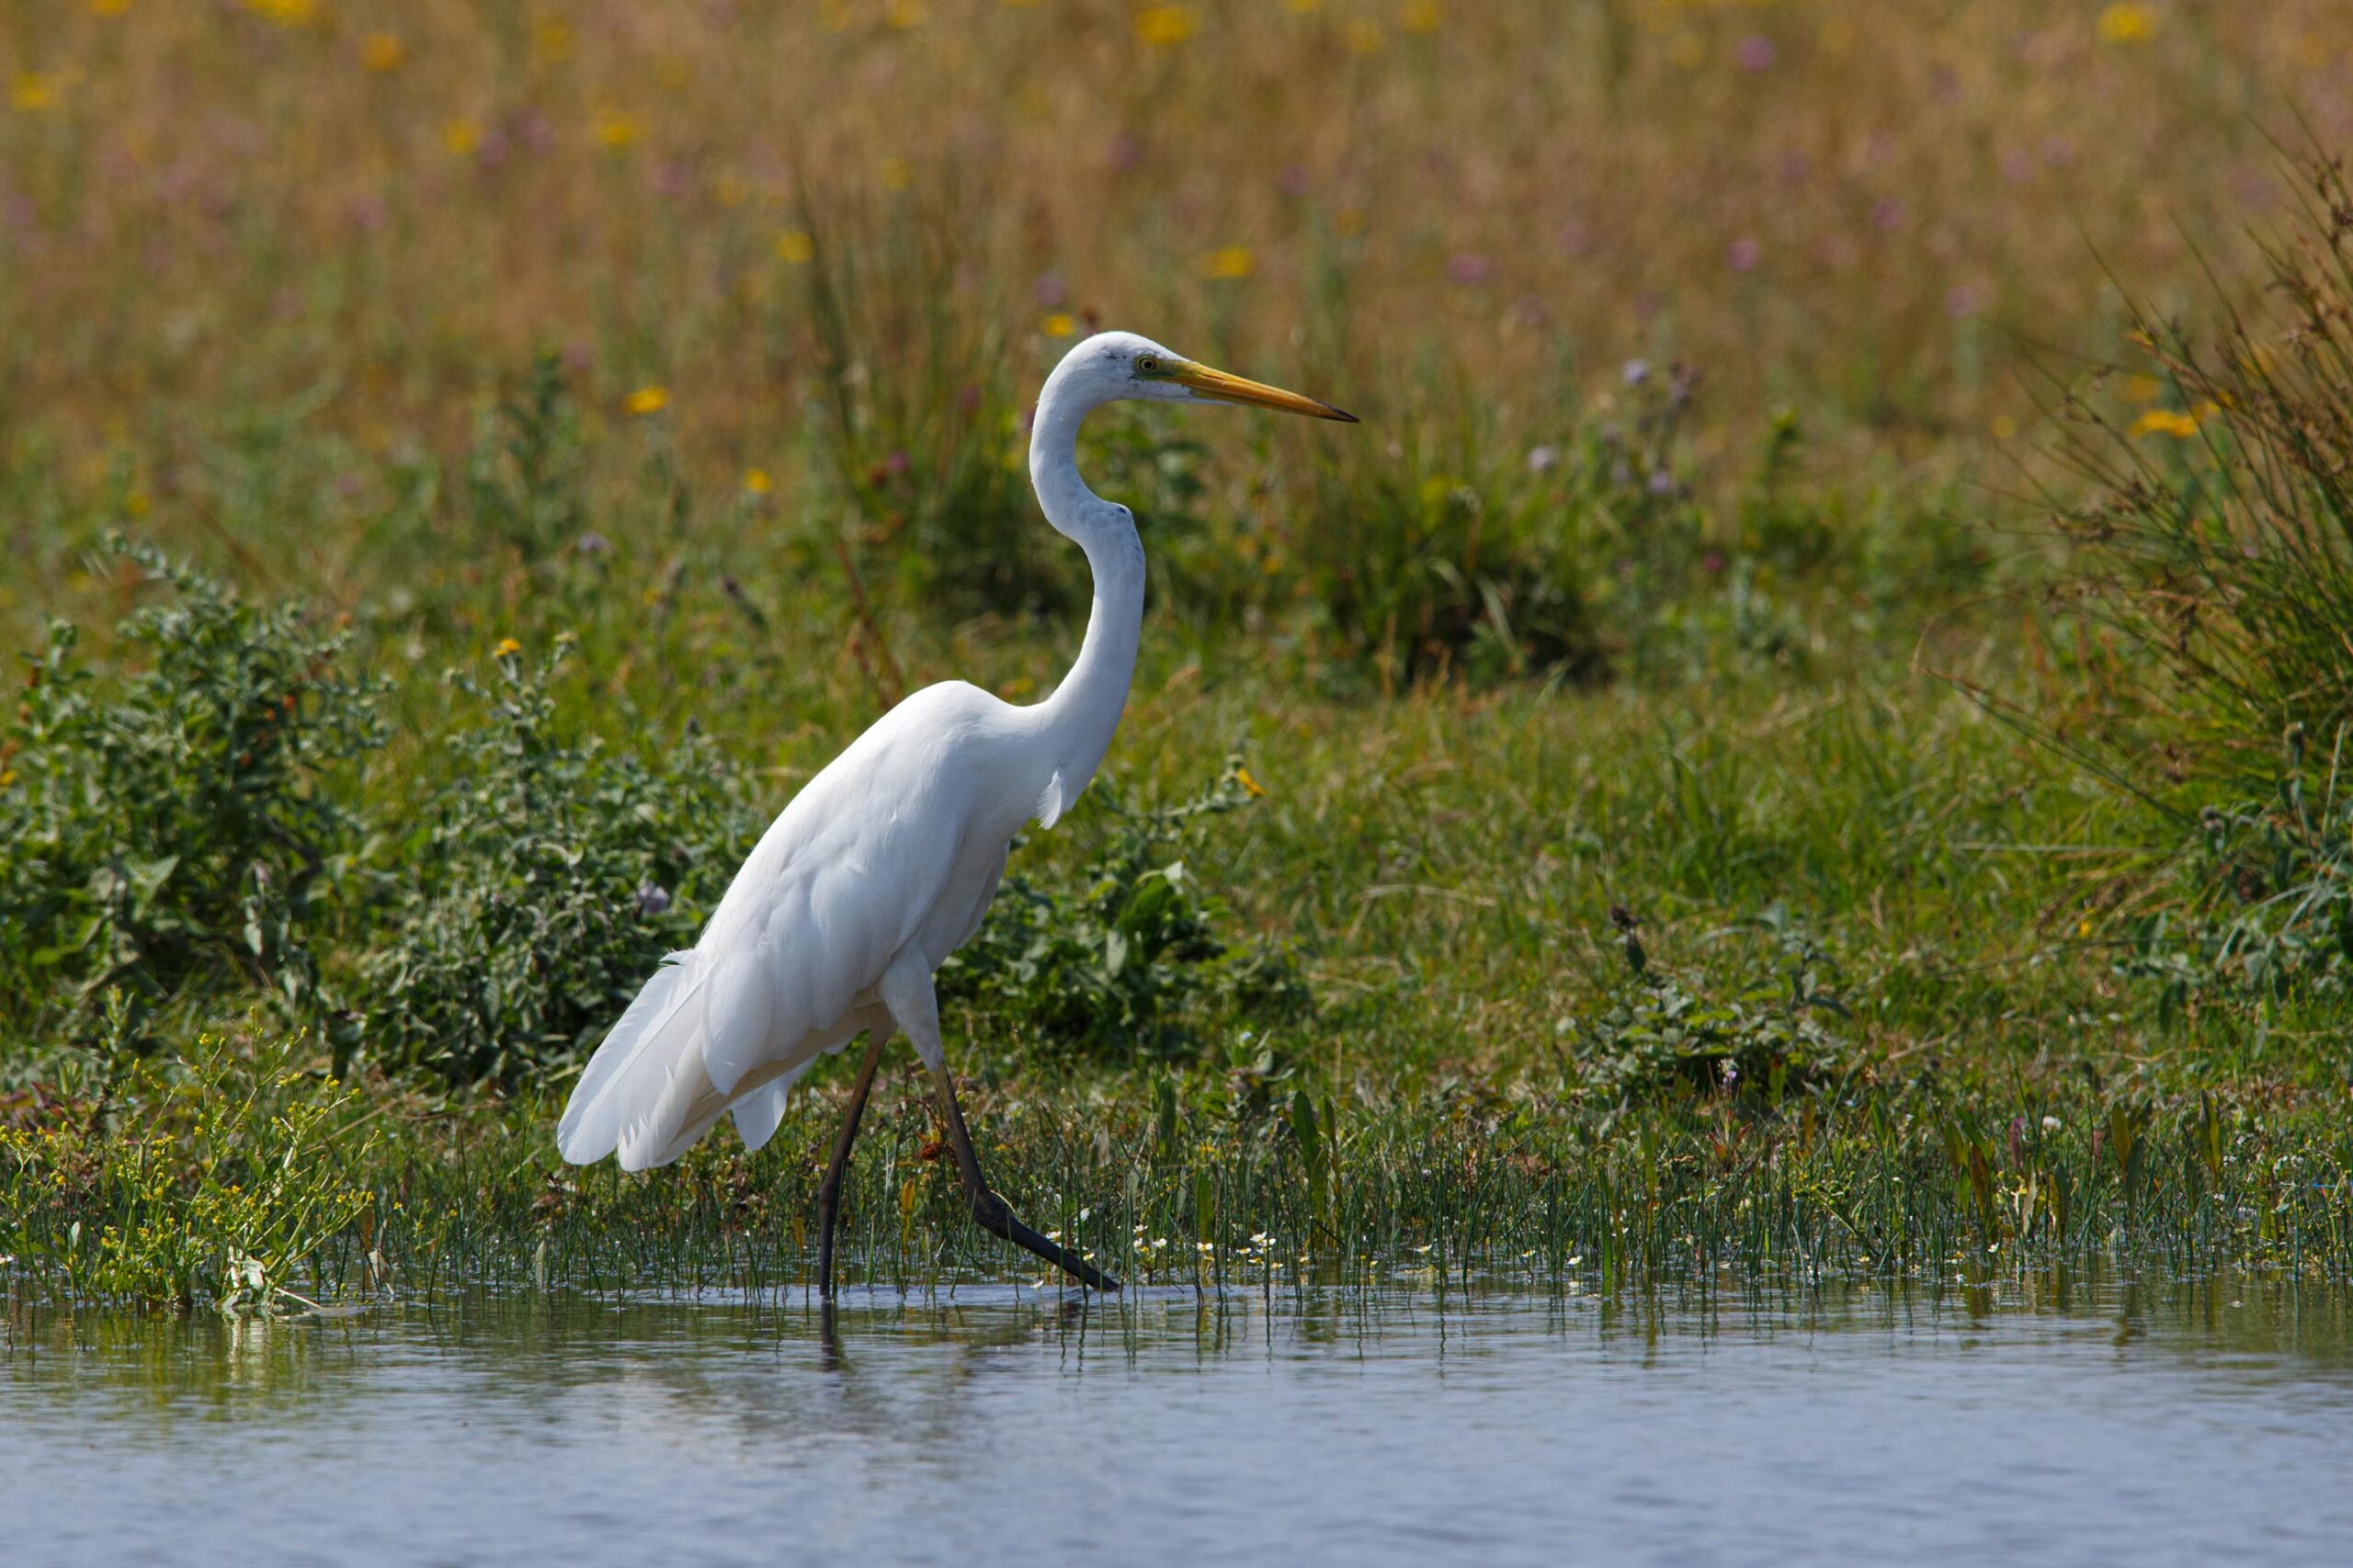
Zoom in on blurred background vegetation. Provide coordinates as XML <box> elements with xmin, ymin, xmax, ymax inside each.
<box><xmin>4</xmin><ymin>1</ymin><xmax>2347</xmax><ymax>462</ymax></box>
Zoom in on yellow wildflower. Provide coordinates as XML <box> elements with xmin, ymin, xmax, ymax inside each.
<box><xmin>2097</xmin><ymin>4</ymin><xmax>2153</xmax><ymax>44</ymax></box>
<box><xmin>1135</xmin><ymin>6</ymin><xmax>1198</xmax><ymax>47</ymax></box>
<box><xmin>1201</xmin><ymin>244</ymin><xmax>1256</xmax><ymax>281</ymax></box>
<box><xmin>360</xmin><ymin>33</ymin><xmax>404</xmax><ymax>74</ymax></box>
<box><xmin>494</xmin><ymin>638</ymin><xmax>522</xmax><ymax>657</ymax></box>
<box><xmin>2119</xmin><ymin>373</ymin><xmax>2161</xmax><ymax>404</ymax></box>
<box><xmin>743</xmin><ymin>468</ymin><xmax>774</xmax><ymax>494</ymax></box>
<box><xmin>594</xmin><ymin>108</ymin><xmax>644</xmax><ymax>150</ymax></box>
<box><xmin>625</xmin><ymin>385</ymin><xmax>671</xmax><ymax>416</ymax></box>
<box><xmin>0</xmin><ymin>769</ymin><xmax>17</xmax><ymax>788</ymax></box>
<box><xmin>441</xmin><ymin>119</ymin><xmax>483</xmax><ymax>156</ymax></box>
<box><xmin>1346</xmin><ymin>18</ymin><xmax>1387</xmax><ymax>52</ymax></box>
<box><xmin>775</xmin><ymin>229</ymin><xmax>814</xmax><ymax>264</ymax></box>
<box><xmin>880</xmin><ymin>155</ymin><xmax>913</xmax><ymax>191</ymax></box>
<box><xmin>90</xmin><ymin>0</ymin><xmax>132</xmax><ymax>14</ymax></box>
<box><xmin>2128</xmin><ymin>408</ymin><xmax>2198</xmax><ymax>439</ymax></box>
<box><xmin>533</xmin><ymin>17</ymin><xmax>575</xmax><ymax>63</ymax></box>
<box><xmin>9</xmin><ymin>73</ymin><xmax>59</xmax><ymax>113</ymax></box>
<box><xmin>245</xmin><ymin>0</ymin><xmax>317</xmax><ymax>27</ymax></box>
<box><xmin>1235</xmin><ymin>767</ymin><xmax>1267</xmax><ymax>799</ymax></box>
<box><xmin>884</xmin><ymin>0</ymin><xmax>927</xmax><ymax>27</ymax></box>
<box><xmin>1399</xmin><ymin>0</ymin><xmax>1441</xmax><ymax>34</ymax></box>
<box><xmin>1285</xmin><ymin>0</ymin><xmax>1321</xmax><ymax>13</ymax></box>
<box><xmin>1042</xmin><ymin>312</ymin><xmax>1077</xmax><ymax>337</ymax></box>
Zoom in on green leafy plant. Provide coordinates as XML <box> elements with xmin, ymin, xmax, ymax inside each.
<box><xmin>1572</xmin><ymin>903</ymin><xmax>1853</xmax><ymax>1106</ymax></box>
<box><xmin>464</xmin><ymin>351</ymin><xmax>590</xmax><ymax>560</ymax></box>
<box><xmin>354</xmin><ymin>638</ymin><xmax>752</xmax><ymax>1085</ymax></box>
<box><xmin>0</xmin><ymin>540</ymin><xmax>385</xmax><ymax>1045</ymax></box>
<box><xmin>939</xmin><ymin>757</ymin><xmax>1307</xmax><ymax>1059</ymax></box>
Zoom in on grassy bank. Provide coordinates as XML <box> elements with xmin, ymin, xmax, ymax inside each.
<box><xmin>6</xmin><ymin>6</ymin><xmax>2353</xmax><ymax>1312</ymax></box>
<box><xmin>8</xmin><ymin>570</ymin><xmax>2350</xmax><ymax>1309</ymax></box>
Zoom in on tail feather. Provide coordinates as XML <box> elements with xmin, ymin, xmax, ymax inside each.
<box><xmin>731</xmin><ymin>1076</ymin><xmax>797</xmax><ymax>1154</ymax></box>
<box><xmin>557</xmin><ymin>949</ymin><xmax>708</xmax><ymax>1165</ymax></box>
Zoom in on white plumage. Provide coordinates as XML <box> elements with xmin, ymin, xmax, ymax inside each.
<box><xmin>552</xmin><ymin>331</ymin><xmax>1353</xmax><ymax>1289</ymax></box>
<box><xmin>556</xmin><ymin>681</ymin><xmax>1037</xmax><ymax>1171</ymax></box>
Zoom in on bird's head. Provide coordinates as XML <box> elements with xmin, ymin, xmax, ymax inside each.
<box><xmin>1052</xmin><ymin>331</ymin><xmax>1356</xmax><ymax>423</ymax></box>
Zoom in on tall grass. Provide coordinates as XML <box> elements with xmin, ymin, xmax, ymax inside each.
<box><xmin>2018</xmin><ymin>151</ymin><xmax>2353</xmax><ymax>999</ymax></box>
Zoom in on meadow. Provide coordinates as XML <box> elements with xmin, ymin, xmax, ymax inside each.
<box><xmin>5</xmin><ymin>1</ymin><xmax>2353</xmax><ymax>1314</ymax></box>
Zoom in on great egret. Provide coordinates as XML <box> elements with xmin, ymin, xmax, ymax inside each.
<box><xmin>556</xmin><ymin>332</ymin><xmax>1354</xmax><ymax>1293</ymax></box>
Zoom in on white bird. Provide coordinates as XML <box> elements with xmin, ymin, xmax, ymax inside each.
<box><xmin>556</xmin><ymin>332</ymin><xmax>1354</xmax><ymax>1292</ymax></box>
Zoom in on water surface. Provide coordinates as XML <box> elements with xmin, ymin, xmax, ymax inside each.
<box><xmin>6</xmin><ymin>1273</ymin><xmax>2350</xmax><ymax>1566</ymax></box>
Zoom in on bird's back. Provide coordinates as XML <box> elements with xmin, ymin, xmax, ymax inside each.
<box><xmin>556</xmin><ymin>681</ymin><xmax>1044</xmax><ymax>1170</ymax></box>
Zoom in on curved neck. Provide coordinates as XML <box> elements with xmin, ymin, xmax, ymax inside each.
<box><xmin>1028</xmin><ymin>376</ymin><xmax>1144</xmax><ymax>804</ymax></box>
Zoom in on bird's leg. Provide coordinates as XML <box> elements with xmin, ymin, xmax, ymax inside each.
<box><xmin>816</xmin><ymin>1028</ymin><xmax>891</xmax><ymax>1301</ymax></box>
<box><xmin>880</xmin><ymin>950</ymin><xmax>1119</xmax><ymax>1291</ymax></box>
<box><xmin>924</xmin><ymin>1058</ymin><xmax>1121</xmax><ymax>1292</ymax></box>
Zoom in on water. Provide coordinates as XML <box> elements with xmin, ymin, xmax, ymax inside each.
<box><xmin>6</xmin><ymin>1272</ymin><xmax>2351</xmax><ymax>1566</ymax></box>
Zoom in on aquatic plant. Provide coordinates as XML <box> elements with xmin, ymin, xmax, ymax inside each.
<box><xmin>0</xmin><ymin>1033</ymin><xmax>377</xmax><ymax>1316</ymax></box>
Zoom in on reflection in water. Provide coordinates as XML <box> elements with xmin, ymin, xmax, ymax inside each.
<box><xmin>6</xmin><ymin>1271</ymin><xmax>2352</xmax><ymax>1566</ymax></box>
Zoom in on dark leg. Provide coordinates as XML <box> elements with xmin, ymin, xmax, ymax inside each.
<box><xmin>816</xmin><ymin>1029</ymin><xmax>891</xmax><ymax>1300</ymax></box>
<box><xmin>925</xmin><ymin>1059</ymin><xmax>1121</xmax><ymax>1292</ymax></box>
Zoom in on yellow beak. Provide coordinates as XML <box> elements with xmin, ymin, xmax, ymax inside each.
<box><xmin>1173</xmin><ymin>360</ymin><xmax>1357</xmax><ymax>422</ymax></box>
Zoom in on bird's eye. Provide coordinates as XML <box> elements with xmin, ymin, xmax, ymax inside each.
<box><xmin>1136</xmin><ymin>355</ymin><xmax>1159</xmax><ymax>374</ymax></box>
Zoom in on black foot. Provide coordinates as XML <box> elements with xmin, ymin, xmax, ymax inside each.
<box><xmin>976</xmin><ymin>1191</ymin><xmax>1122</xmax><ymax>1290</ymax></box>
